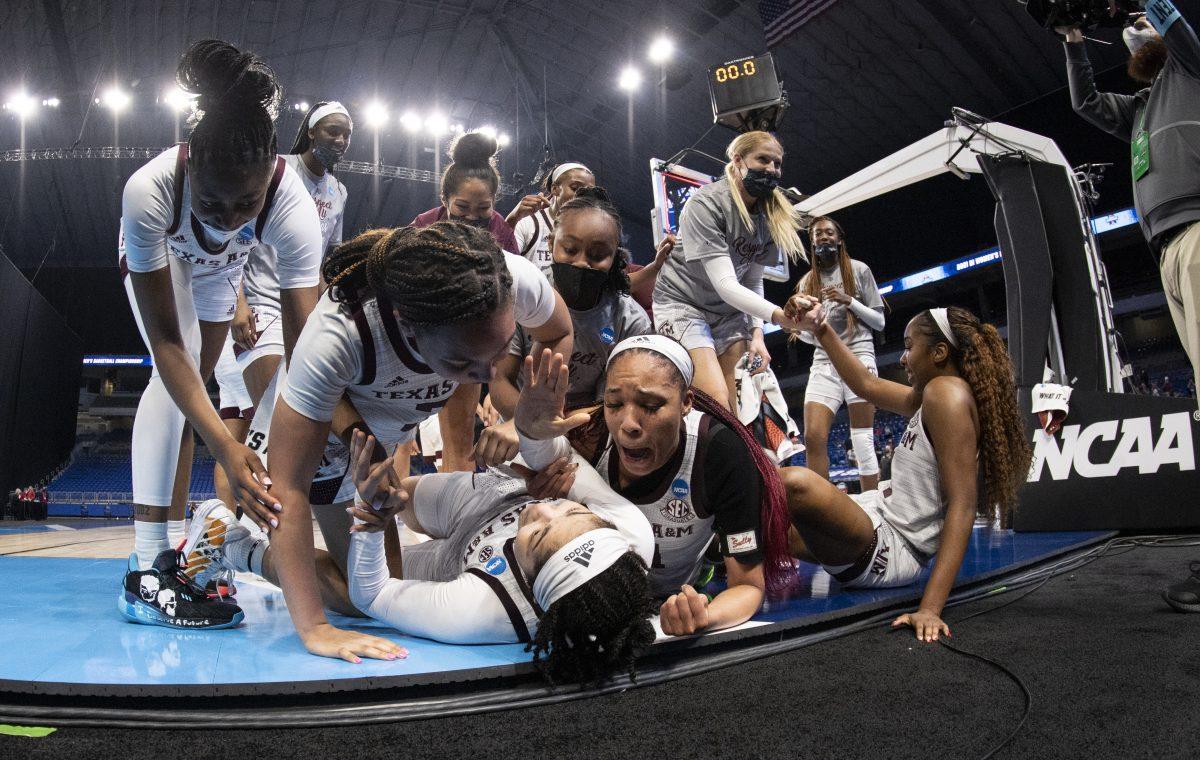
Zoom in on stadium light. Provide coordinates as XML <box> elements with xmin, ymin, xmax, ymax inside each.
<box><xmin>425</xmin><ymin>112</ymin><xmax>448</xmax><ymax>136</ymax></box>
<box><xmin>476</xmin><ymin>125</ymin><xmax>498</xmax><ymax>141</ymax></box>
<box><xmin>364</xmin><ymin>101</ymin><xmax>388</xmax><ymax>129</ymax></box>
<box><xmin>399</xmin><ymin>110</ymin><xmax>422</xmax><ymax>132</ymax></box>
<box><xmin>162</xmin><ymin>87</ymin><xmax>195</xmax><ymax>113</ymax></box>
<box><xmin>100</xmin><ymin>86</ymin><xmax>131</xmax><ymax>113</ymax></box>
<box><xmin>3</xmin><ymin>92</ymin><xmax>38</xmax><ymax>118</ymax></box>
<box><xmin>41</xmin><ymin>97</ymin><xmax>60</xmax><ymax>108</ymax></box>
<box><xmin>618</xmin><ymin>66</ymin><xmax>642</xmax><ymax>91</ymax></box>
<box><xmin>498</xmin><ymin>133</ymin><xmax>511</xmax><ymax>147</ymax></box>
<box><xmin>648</xmin><ymin>36</ymin><xmax>675</xmax><ymax>63</ymax></box>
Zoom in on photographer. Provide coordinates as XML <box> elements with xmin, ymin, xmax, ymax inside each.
<box><xmin>1062</xmin><ymin>0</ymin><xmax>1200</xmax><ymax>614</ymax></box>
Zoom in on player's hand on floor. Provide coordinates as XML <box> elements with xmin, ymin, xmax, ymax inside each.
<box><xmin>301</xmin><ymin>623</ymin><xmax>407</xmax><ymax>663</ymax></box>
<box><xmin>892</xmin><ymin>609</ymin><xmax>950</xmax><ymax>642</ymax></box>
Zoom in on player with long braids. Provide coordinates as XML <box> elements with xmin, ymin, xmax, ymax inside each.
<box><xmin>785</xmin><ymin>300</ymin><xmax>1030</xmax><ymax>642</ymax></box>
<box><xmin>117</xmin><ymin>39</ymin><xmax>322</xmax><ymax>629</ymax></box>
<box><xmin>515</xmin><ymin>336</ymin><xmax>794</xmax><ymax>638</ymax></box>
<box><xmin>189</xmin><ymin>222</ymin><xmax>572</xmax><ymax>661</ymax></box>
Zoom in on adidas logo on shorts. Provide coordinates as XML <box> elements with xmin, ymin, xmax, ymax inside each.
<box><xmin>385</xmin><ymin>375</ymin><xmax>408</xmax><ymax>388</ymax></box>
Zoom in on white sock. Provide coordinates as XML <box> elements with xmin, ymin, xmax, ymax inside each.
<box><xmin>167</xmin><ymin>520</ymin><xmax>186</xmax><ymax>549</ymax></box>
<box><xmin>226</xmin><ymin>532</ymin><xmax>268</xmax><ymax>576</ymax></box>
<box><xmin>134</xmin><ymin>521</ymin><xmax>170</xmax><ymax>570</ymax></box>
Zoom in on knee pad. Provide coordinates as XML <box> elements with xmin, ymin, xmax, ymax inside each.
<box><xmin>851</xmin><ymin>427</ymin><xmax>879</xmax><ymax>476</ymax></box>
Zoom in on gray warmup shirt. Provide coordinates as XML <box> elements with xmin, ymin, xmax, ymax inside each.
<box><xmin>808</xmin><ymin>259</ymin><xmax>884</xmax><ymax>362</ymax></box>
<box><xmin>1065</xmin><ymin>12</ymin><xmax>1200</xmax><ymax>250</ymax></box>
<box><xmin>653</xmin><ymin>177</ymin><xmax>780</xmax><ymax>318</ymax></box>
<box><xmin>509</xmin><ymin>288</ymin><xmax>652</xmax><ymax>409</ymax></box>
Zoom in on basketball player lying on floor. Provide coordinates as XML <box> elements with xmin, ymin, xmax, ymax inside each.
<box><xmin>345</xmin><ymin>350</ymin><xmax>656</xmax><ymax>684</ymax></box>
<box><xmin>512</xmin><ymin>337</ymin><xmax>794</xmax><ymax>637</ymax></box>
<box><xmin>783</xmin><ymin>298</ymin><xmax>1030</xmax><ymax>642</ymax></box>
<box><xmin>183</xmin><ymin>222</ymin><xmax>573</xmax><ymax>660</ymax></box>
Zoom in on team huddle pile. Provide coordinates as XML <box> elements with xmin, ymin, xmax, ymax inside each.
<box><xmin>117</xmin><ymin>39</ymin><xmax>1030</xmax><ymax>683</ymax></box>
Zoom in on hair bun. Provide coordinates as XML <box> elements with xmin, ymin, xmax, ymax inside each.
<box><xmin>572</xmin><ymin>185</ymin><xmax>611</xmax><ymax>203</ymax></box>
<box><xmin>449</xmin><ymin>131</ymin><xmax>499</xmax><ymax>167</ymax></box>
<box><xmin>177</xmin><ymin>39</ymin><xmax>280</xmax><ymax>117</ymax></box>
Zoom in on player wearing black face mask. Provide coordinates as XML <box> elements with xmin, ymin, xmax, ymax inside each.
<box><xmin>792</xmin><ymin>216</ymin><xmax>885</xmax><ymax>494</ymax></box>
<box><xmin>652</xmin><ymin>131</ymin><xmax>807</xmax><ymax>412</ymax></box>
<box><xmin>484</xmin><ymin>187</ymin><xmax>652</xmax><ymax>450</ymax></box>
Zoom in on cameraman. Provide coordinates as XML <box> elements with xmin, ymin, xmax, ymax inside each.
<box><xmin>1062</xmin><ymin>0</ymin><xmax>1200</xmax><ymax>614</ymax></box>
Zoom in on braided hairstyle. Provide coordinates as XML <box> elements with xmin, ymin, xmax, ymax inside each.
<box><xmin>177</xmin><ymin>39</ymin><xmax>280</xmax><ymax>169</ymax></box>
<box><xmin>442</xmin><ymin>131</ymin><xmax>501</xmax><ymax>200</ymax></box>
<box><xmin>528</xmin><ymin>551</ymin><xmax>656</xmax><ymax>685</ymax></box>
<box><xmin>553</xmin><ymin>185</ymin><xmax>631</xmax><ymax>295</ymax></box>
<box><xmin>913</xmin><ymin>306</ymin><xmax>1031</xmax><ymax>518</ymax></box>
<box><xmin>290</xmin><ymin>100</ymin><xmax>329</xmax><ymax>155</ymax></box>
<box><xmin>322</xmin><ymin>222</ymin><xmax>513</xmax><ymax>325</ymax></box>
<box><xmin>570</xmin><ymin>349</ymin><xmax>794</xmax><ymax>596</ymax></box>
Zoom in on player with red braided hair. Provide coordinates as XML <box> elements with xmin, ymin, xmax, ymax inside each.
<box><xmin>516</xmin><ymin>335</ymin><xmax>793</xmax><ymax>637</ymax></box>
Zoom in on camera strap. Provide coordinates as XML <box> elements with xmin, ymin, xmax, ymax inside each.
<box><xmin>1132</xmin><ymin>106</ymin><xmax>1151</xmax><ymax>181</ymax></box>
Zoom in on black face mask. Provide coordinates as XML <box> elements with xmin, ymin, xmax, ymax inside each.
<box><xmin>311</xmin><ymin>143</ymin><xmax>343</xmax><ymax>171</ymax></box>
<box><xmin>741</xmin><ymin>167</ymin><xmax>780</xmax><ymax>199</ymax></box>
<box><xmin>551</xmin><ymin>262</ymin><xmax>609</xmax><ymax>311</ymax></box>
<box><xmin>449</xmin><ymin>213</ymin><xmax>490</xmax><ymax>230</ymax></box>
<box><xmin>814</xmin><ymin>242</ymin><xmax>840</xmax><ymax>269</ymax></box>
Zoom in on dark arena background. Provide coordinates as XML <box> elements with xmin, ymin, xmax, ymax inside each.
<box><xmin>1</xmin><ymin>1</ymin><xmax>1199</xmax><ymax>757</ymax></box>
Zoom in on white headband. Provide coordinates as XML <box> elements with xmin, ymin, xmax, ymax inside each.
<box><xmin>532</xmin><ymin>527</ymin><xmax>630</xmax><ymax>608</ymax></box>
<box><xmin>607</xmin><ymin>334</ymin><xmax>694</xmax><ymax>387</ymax></box>
<box><xmin>551</xmin><ymin>162</ymin><xmax>591</xmax><ymax>184</ymax></box>
<box><xmin>929</xmin><ymin>308</ymin><xmax>959</xmax><ymax>349</ymax></box>
<box><xmin>308</xmin><ymin>101</ymin><xmax>351</xmax><ymax>129</ymax></box>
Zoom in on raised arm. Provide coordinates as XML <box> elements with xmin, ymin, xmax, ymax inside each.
<box><xmin>794</xmin><ymin>298</ymin><xmax>919</xmax><ymax>416</ymax></box>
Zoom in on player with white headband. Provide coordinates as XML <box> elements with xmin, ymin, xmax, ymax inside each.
<box><xmin>214</xmin><ymin>101</ymin><xmax>355</xmax><ymax>511</ymax></box>
<box><xmin>343</xmin><ymin>349</ymin><xmax>656</xmax><ymax>684</ymax></box>
<box><xmin>784</xmin><ymin>300</ymin><xmax>1030</xmax><ymax>643</ymax></box>
<box><xmin>507</xmin><ymin>161</ymin><xmax>597</xmax><ymax>274</ymax></box>
<box><xmin>513</xmin><ymin>335</ymin><xmax>795</xmax><ymax>638</ymax></box>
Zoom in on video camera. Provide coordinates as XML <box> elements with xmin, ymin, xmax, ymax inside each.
<box><xmin>1022</xmin><ymin>0</ymin><xmax>1141</xmax><ymax>31</ymax></box>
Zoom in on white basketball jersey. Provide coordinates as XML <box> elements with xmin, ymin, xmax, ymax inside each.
<box><xmin>596</xmin><ymin>409</ymin><xmax>713</xmax><ymax>598</ymax></box>
<box><xmin>882</xmin><ymin>407</ymin><xmax>947</xmax><ymax>558</ymax></box>
<box><xmin>513</xmin><ymin>209</ymin><xmax>554</xmax><ymax>275</ymax></box>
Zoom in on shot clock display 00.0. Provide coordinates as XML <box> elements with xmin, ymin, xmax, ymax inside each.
<box><xmin>707</xmin><ymin>53</ymin><xmax>782</xmax><ymax>119</ymax></box>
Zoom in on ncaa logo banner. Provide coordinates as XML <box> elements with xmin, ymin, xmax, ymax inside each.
<box><xmin>1016</xmin><ymin>390</ymin><xmax>1200</xmax><ymax>531</ymax></box>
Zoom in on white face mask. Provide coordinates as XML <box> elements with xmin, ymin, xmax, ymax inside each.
<box><xmin>1123</xmin><ymin>24</ymin><xmax>1159</xmax><ymax>55</ymax></box>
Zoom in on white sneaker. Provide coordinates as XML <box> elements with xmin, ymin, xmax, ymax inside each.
<box><xmin>180</xmin><ymin>499</ymin><xmax>247</xmax><ymax>591</ymax></box>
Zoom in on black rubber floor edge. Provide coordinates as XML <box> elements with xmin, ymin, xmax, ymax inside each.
<box><xmin>0</xmin><ymin>531</ymin><xmax>1112</xmax><ymax>728</ymax></box>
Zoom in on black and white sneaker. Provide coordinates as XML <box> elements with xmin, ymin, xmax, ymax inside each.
<box><xmin>1163</xmin><ymin>560</ymin><xmax>1200</xmax><ymax>613</ymax></box>
<box><xmin>118</xmin><ymin>549</ymin><xmax>244</xmax><ymax>629</ymax></box>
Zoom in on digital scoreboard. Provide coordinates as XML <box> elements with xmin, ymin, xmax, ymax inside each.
<box><xmin>707</xmin><ymin>53</ymin><xmax>785</xmax><ymax>130</ymax></box>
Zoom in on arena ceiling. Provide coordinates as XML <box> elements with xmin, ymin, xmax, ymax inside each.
<box><xmin>0</xmin><ymin>0</ymin><xmax>1148</xmax><ymax>348</ymax></box>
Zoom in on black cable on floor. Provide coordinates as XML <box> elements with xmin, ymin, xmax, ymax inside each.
<box><xmin>936</xmin><ymin>637</ymin><xmax>1033</xmax><ymax>760</ymax></box>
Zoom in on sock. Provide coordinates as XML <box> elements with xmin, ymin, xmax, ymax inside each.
<box><xmin>167</xmin><ymin>520</ymin><xmax>186</xmax><ymax>549</ymax></box>
<box><xmin>226</xmin><ymin>530</ymin><xmax>268</xmax><ymax>576</ymax></box>
<box><xmin>134</xmin><ymin>521</ymin><xmax>170</xmax><ymax>570</ymax></box>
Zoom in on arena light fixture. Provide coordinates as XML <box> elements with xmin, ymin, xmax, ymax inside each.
<box><xmin>476</xmin><ymin>124</ymin><xmax>498</xmax><ymax>141</ymax></box>
<box><xmin>498</xmin><ymin>133</ymin><xmax>511</xmax><ymax>147</ymax></box>
<box><xmin>364</xmin><ymin>101</ymin><xmax>389</xmax><ymax>129</ymax></box>
<box><xmin>41</xmin><ymin>97</ymin><xmax>60</xmax><ymax>108</ymax></box>
<box><xmin>399</xmin><ymin>110</ymin><xmax>422</xmax><ymax>132</ymax></box>
<box><xmin>162</xmin><ymin>87</ymin><xmax>195</xmax><ymax>113</ymax></box>
<box><xmin>3</xmin><ymin>92</ymin><xmax>38</xmax><ymax>118</ymax></box>
<box><xmin>618</xmin><ymin>65</ymin><xmax>643</xmax><ymax>92</ymax></box>
<box><xmin>450</xmin><ymin>123</ymin><xmax>464</xmax><ymax>134</ymax></box>
<box><xmin>100</xmin><ymin>86</ymin><xmax>131</xmax><ymax>113</ymax></box>
<box><xmin>425</xmin><ymin>112</ymin><xmax>448</xmax><ymax>136</ymax></box>
<box><xmin>648</xmin><ymin>36</ymin><xmax>675</xmax><ymax>63</ymax></box>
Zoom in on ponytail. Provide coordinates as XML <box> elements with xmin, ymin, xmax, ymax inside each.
<box><xmin>723</xmin><ymin>131</ymin><xmax>805</xmax><ymax>264</ymax></box>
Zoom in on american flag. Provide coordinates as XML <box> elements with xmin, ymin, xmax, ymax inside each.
<box><xmin>758</xmin><ymin>0</ymin><xmax>840</xmax><ymax>47</ymax></box>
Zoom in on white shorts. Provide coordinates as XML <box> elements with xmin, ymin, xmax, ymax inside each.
<box><xmin>826</xmin><ymin>489</ymin><xmax>924</xmax><ymax>588</ymax></box>
<box><xmin>652</xmin><ymin>299</ymin><xmax>752</xmax><ymax>355</ymax></box>
<box><xmin>236</xmin><ymin>302</ymin><xmax>285</xmax><ymax>368</ymax></box>
<box><xmin>805</xmin><ymin>355</ymin><xmax>877</xmax><ymax>414</ymax></box>
<box><xmin>215</xmin><ymin>335</ymin><xmax>253</xmax><ymax>417</ymax></box>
